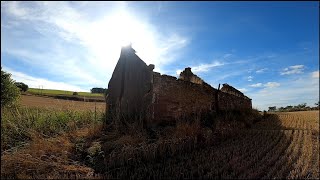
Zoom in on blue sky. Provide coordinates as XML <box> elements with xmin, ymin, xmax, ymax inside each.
<box><xmin>1</xmin><ymin>1</ymin><xmax>319</xmax><ymax>110</ymax></box>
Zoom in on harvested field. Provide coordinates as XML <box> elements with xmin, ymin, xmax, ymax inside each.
<box><xmin>95</xmin><ymin>110</ymin><xmax>319</xmax><ymax>179</ymax></box>
<box><xmin>1</xmin><ymin>107</ymin><xmax>319</xmax><ymax>179</ymax></box>
<box><xmin>20</xmin><ymin>95</ymin><xmax>106</xmax><ymax>112</ymax></box>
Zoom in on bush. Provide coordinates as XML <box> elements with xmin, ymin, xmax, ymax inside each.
<box><xmin>73</xmin><ymin>92</ymin><xmax>78</xmax><ymax>96</ymax></box>
<box><xmin>14</xmin><ymin>82</ymin><xmax>29</xmax><ymax>92</ymax></box>
<box><xmin>1</xmin><ymin>67</ymin><xmax>20</xmax><ymax>107</ymax></box>
<box><xmin>91</xmin><ymin>87</ymin><xmax>107</xmax><ymax>94</ymax></box>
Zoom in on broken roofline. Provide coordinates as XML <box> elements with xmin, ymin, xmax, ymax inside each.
<box><xmin>152</xmin><ymin>69</ymin><xmax>251</xmax><ymax>101</ymax></box>
<box><xmin>117</xmin><ymin>45</ymin><xmax>251</xmax><ymax>100</ymax></box>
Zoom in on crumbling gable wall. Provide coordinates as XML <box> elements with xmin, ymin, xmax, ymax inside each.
<box><xmin>107</xmin><ymin>45</ymin><xmax>153</xmax><ymax>123</ymax></box>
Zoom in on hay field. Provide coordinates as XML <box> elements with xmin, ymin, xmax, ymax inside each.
<box><xmin>99</xmin><ymin>110</ymin><xmax>319</xmax><ymax>179</ymax></box>
<box><xmin>1</xmin><ymin>98</ymin><xmax>319</xmax><ymax>179</ymax></box>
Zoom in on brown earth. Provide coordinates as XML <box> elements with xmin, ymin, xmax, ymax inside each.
<box><xmin>20</xmin><ymin>95</ymin><xmax>106</xmax><ymax>112</ymax></box>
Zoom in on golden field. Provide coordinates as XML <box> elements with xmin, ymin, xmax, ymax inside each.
<box><xmin>1</xmin><ymin>95</ymin><xmax>319</xmax><ymax>179</ymax></box>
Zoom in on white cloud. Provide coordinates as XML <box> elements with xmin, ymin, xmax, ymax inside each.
<box><xmin>280</xmin><ymin>65</ymin><xmax>304</xmax><ymax>75</ymax></box>
<box><xmin>264</xmin><ymin>82</ymin><xmax>280</xmax><ymax>88</ymax></box>
<box><xmin>3</xmin><ymin>67</ymin><xmax>87</xmax><ymax>92</ymax></box>
<box><xmin>256</xmin><ymin>68</ymin><xmax>268</xmax><ymax>73</ymax></box>
<box><xmin>223</xmin><ymin>53</ymin><xmax>232</xmax><ymax>58</ymax></box>
<box><xmin>247</xmin><ymin>76</ymin><xmax>253</xmax><ymax>82</ymax></box>
<box><xmin>311</xmin><ymin>70</ymin><xmax>319</xmax><ymax>78</ymax></box>
<box><xmin>249</xmin><ymin>82</ymin><xmax>280</xmax><ymax>88</ymax></box>
<box><xmin>191</xmin><ymin>61</ymin><xmax>224</xmax><ymax>73</ymax></box>
<box><xmin>248</xmin><ymin>74</ymin><xmax>319</xmax><ymax>111</ymax></box>
<box><xmin>2</xmin><ymin>1</ymin><xmax>188</xmax><ymax>90</ymax></box>
<box><xmin>176</xmin><ymin>69</ymin><xmax>182</xmax><ymax>76</ymax></box>
<box><xmin>238</xmin><ymin>88</ymin><xmax>248</xmax><ymax>93</ymax></box>
<box><xmin>249</xmin><ymin>83</ymin><xmax>263</xmax><ymax>87</ymax></box>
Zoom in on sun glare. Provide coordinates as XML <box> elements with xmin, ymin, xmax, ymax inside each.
<box><xmin>86</xmin><ymin>9</ymin><xmax>158</xmax><ymax>71</ymax></box>
<box><xmin>106</xmin><ymin>11</ymin><xmax>139</xmax><ymax>47</ymax></box>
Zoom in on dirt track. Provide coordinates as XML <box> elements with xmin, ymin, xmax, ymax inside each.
<box><xmin>20</xmin><ymin>95</ymin><xmax>106</xmax><ymax>112</ymax></box>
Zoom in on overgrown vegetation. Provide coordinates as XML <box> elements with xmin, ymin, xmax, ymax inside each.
<box><xmin>15</xmin><ymin>82</ymin><xmax>29</xmax><ymax>92</ymax></box>
<box><xmin>1</xmin><ymin>106</ymin><xmax>104</xmax><ymax>153</ymax></box>
<box><xmin>90</xmin><ymin>87</ymin><xmax>108</xmax><ymax>94</ymax></box>
<box><xmin>1</xmin><ymin>105</ymin><xmax>105</xmax><ymax>179</ymax></box>
<box><xmin>1</xmin><ymin>67</ymin><xmax>21</xmax><ymax>107</ymax></box>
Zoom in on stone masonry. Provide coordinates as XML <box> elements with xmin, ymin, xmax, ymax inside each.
<box><xmin>107</xmin><ymin>45</ymin><xmax>252</xmax><ymax>126</ymax></box>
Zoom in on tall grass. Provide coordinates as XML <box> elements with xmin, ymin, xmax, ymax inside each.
<box><xmin>1</xmin><ymin>105</ymin><xmax>103</xmax><ymax>153</ymax></box>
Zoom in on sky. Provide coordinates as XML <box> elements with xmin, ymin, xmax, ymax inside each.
<box><xmin>1</xmin><ymin>1</ymin><xmax>319</xmax><ymax>110</ymax></box>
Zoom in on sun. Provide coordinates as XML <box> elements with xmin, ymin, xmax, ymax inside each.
<box><xmin>88</xmin><ymin>9</ymin><xmax>158</xmax><ymax>69</ymax></box>
<box><xmin>105</xmin><ymin>11</ymin><xmax>138</xmax><ymax>47</ymax></box>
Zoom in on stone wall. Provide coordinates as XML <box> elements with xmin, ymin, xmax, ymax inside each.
<box><xmin>148</xmin><ymin>72</ymin><xmax>252</xmax><ymax>125</ymax></box>
<box><xmin>107</xmin><ymin>45</ymin><xmax>252</xmax><ymax>126</ymax></box>
<box><xmin>179</xmin><ymin>67</ymin><xmax>204</xmax><ymax>85</ymax></box>
<box><xmin>150</xmin><ymin>72</ymin><xmax>216</xmax><ymax>125</ymax></box>
<box><xmin>218</xmin><ymin>91</ymin><xmax>252</xmax><ymax>111</ymax></box>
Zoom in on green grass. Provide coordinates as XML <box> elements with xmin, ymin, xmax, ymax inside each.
<box><xmin>28</xmin><ymin>88</ymin><xmax>103</xmax><ymax>97</ymax></box>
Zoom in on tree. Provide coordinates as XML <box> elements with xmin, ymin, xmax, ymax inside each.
<box><xmin>73</xmin><ymin>92</ymin><xmax>78</xmax><ymax>95</ymax></box>
<box><xmin>14</xmin><ymin>82</ymin><xmax>29</xmax><ymax>92</ymax></box>
<box><xmin>268</xmin><ymin>106</ymin><xmax>276</xmax><ymax>112</ymax></box>
<box><xmin>1</xmin><ymin>67</ymin><xmax>20</xmax><ymax>107</ymax></box>
<box><xmin>285</xmin><ymin>105</ymin><xmax>293</xmax><ymax>110</ymax></box>
<box><xmin>90</xmin><ymin>87</ymin><xmax>107</xmax><ymax>94</ymax></box>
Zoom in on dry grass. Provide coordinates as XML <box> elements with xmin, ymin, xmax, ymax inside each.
<box><xmin>1</xmin><ymin>126</ymin><xmax>103</xmax><ymax>179</ymax></box>
<box><xmin>1</xmin><ymin>100</ymin><xmax>319</xmax><ymax>179</ymax></box>
<box><xmin>99</xmin><ymin>110</ymin><xmax>319</xmax><ymax>179</ymax></box>
<box><xmin>20</xmin><ymin>95</ymin><xmax>106</xmax><ymax>112</ymax></box>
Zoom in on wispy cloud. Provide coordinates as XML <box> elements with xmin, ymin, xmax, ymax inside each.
<box><xmin>223</xmin><ymin>53</ymin><xmax>232</xmax><ymax>58</ymax></box>
<box><xmin>2</xmin><ymin>1</ymin><xmax>188</xmax><ymax>90</ymax></box>
<box><xmin>256</xmin><ymin>68</ymin><xmax>268</xmax><ymax>73</ymax></box>
<box><xmin>280</xmin><ymin>65</ymin><xmax>304</xmax><ymax>75</ymax></box>
<box><xmin>191</xmin><ymin>61</ymin><xmax>224</xmax><ymax>73</ymax></box>
<box><xmin>264</xmin><ymin>82</ymin><xmax>280</xmax><ymax>88</ymax></box>
<box><xmin>247</xmin><ymin>76</ymin><xmax>253</xmax><ymax>81</ymax></box>
<box><xmin>238</xmin><ymin>88</ymin><xmax>248</xmax><ymax>93</ymax></box>
<box><xmin>248</xmin><ymin>74</ymin><xmax>318</xmax><ymax>111</ymax></box>
<box><xmin>249</xmin><ymin>83</ymin><xmax>263</xmax><ymax>87</ymax></box>
<box><xmin>250</xmin><ymin>82</ymin><xmax>280</xmax><ymax>88</ymax></box>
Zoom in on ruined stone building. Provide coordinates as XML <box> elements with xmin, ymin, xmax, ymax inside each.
<box><xmin>107</xmin><ymin>44</ymin><xmax>252</xmax><ymax>126</ymax></box>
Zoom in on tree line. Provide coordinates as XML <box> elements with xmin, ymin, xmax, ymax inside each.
<box><xmin>268</xmin><ymin>102</ymin><xmax>319</xmax><ymax>112</ymax></box>
<box><xmin>90</xmin><ymin>87</ymin><xmax>108</xmax><ymax>94</ymax></box>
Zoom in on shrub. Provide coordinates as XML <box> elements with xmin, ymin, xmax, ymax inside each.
<box><xmin>90</xmin><ymin>87</ymin><xmax>107</xmax><ymax>94</ymax></box>
<box><xmin>73</xmin><ymin>92</ymin><xmax>79</xmax><ymax>96</ymax></box>
<box><xmin>1</xmin><ymin>67</ymin><xmax>20</xmax><ymax>107</ymax></box>
<box><xmin>14</xmin><ymin>82</ymin><xmax>29</xmax><ymax>92</ymax></box>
